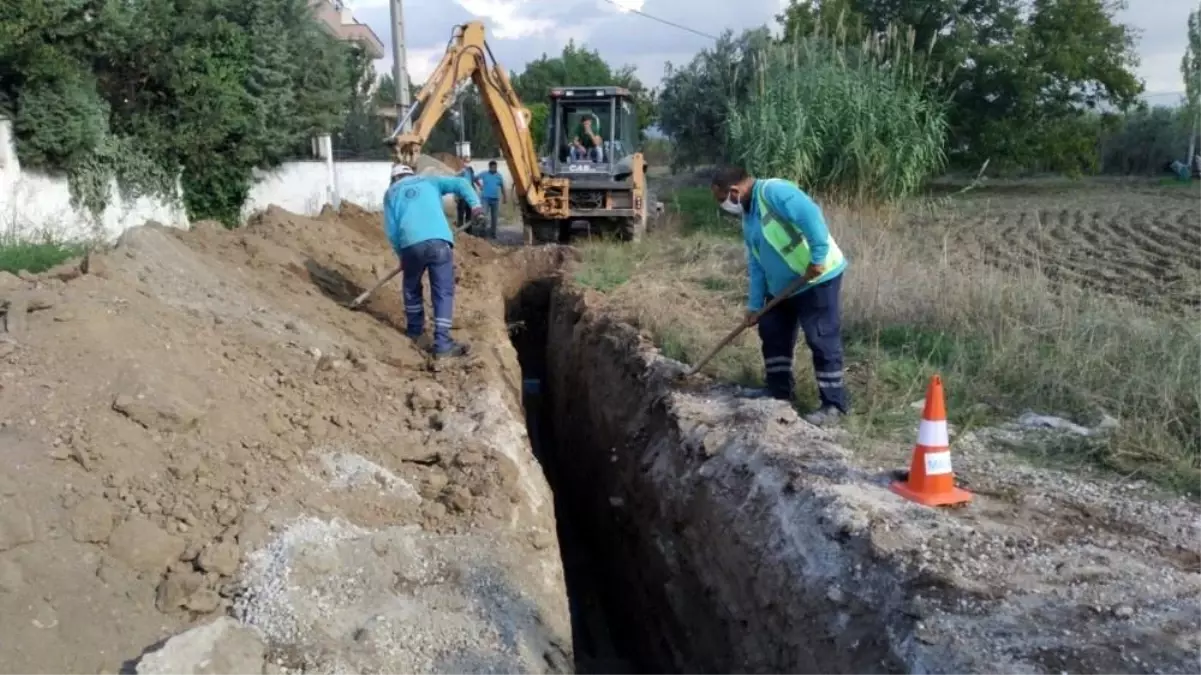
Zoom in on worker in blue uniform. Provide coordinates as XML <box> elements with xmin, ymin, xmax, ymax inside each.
<box><xmin>384</xmin><ymin>163</ymin><xmax>481</xmax><ymax>358</ymax></box>
<box><xmin>711</xmin><ymin>165</ymin><xmax>850</xmax><ymax>425</ymax></box>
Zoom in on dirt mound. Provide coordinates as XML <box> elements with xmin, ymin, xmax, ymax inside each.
<box><xmin>430</xmin><ymin>152</ymin><xmax>464</xmax><ymax>173</ymax></box>
<box><xmin>0</xmin><ymin>204</ymin><xmax>571</xmax><ymax>672</ymax></box>
<box><xmin>418</xmin><ymin>153</ymin><xmax>458</xmax><ymax>176</ymax></box>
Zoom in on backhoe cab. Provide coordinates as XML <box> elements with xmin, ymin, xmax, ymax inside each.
<box><xmin>525</xmin><ymin>87</ymin><xmax>650</xmax><ymax>244</ymax></box>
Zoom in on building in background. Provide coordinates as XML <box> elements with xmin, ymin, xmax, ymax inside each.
<box><xmin>311</xmin><ymin>0</ymin><xmax>385</xmax><ymax>60</ymax></box>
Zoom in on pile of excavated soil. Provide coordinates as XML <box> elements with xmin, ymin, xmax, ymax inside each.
<box><xmin>417</xmin><ymin>153</ymin><xmax>457</xmax><ymax>177</ymax></box>
<box><xmin>428</xmin><ymin>153</ymin><xmax>463</xmax><ymax>173</ymax></box>
<box><xmin>0</xmin><ymin>203</ymin><xmax>573</xmax><ymax>673</ymax></box>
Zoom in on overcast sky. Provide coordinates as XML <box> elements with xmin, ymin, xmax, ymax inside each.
<box><xmin>344</xmin><ymin>0</ymin><xmax>1194</xmax><ymax>101</ymax></box>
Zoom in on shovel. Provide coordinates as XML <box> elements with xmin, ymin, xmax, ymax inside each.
<box><xmin>347</xmin><ymin>265</ymin><xmax>402</xmax><ymax>309</ymax></box>
<box><xmin>682</xmin><ymin>274</ymin><xmax>814</xmax><ymax>377</ymax></box>
<box><xmin>347</xmin><ymin>218</ymin><xmax>483</xmax><ymax>310</ymax></box>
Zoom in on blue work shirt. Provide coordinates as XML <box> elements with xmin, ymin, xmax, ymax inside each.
<box><xmin>743</xmin><ymin>178</ymin><xmax>847</xmax><ymax>312</ymax></box>
<box><xmin>457</xmin><ymin>166</ymin><xmax>478</xmax><ymax>195</ymax></box>
<box><xmin>479</xmin><ymin>171</ymin><xmax>505</xmax><ymax>201</ymax></box>
<box><xmin>383</xmin><ymin>175</ymin><xmax>480</xmax><ymax>253</ymax></box>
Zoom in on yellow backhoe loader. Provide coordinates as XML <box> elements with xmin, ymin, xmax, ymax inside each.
<box><xmin>386</xmin><ymin>22</ymin><xmax>651</xmax><ymax>244</ymax></box>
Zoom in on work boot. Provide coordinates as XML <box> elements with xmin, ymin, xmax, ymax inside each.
<box><xmin>433</xmin><ymin>341</ymin><xmax>471</xmax><ymax>359</ymax></box>
<box><xmin>804</xmin><ymin>405</ymin><xmax>845</xmax><ymax>427</ymax></box>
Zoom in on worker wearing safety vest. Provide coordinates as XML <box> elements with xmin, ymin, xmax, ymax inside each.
<box><xmin>711</xmin><ymin>165</ymin><xmax>849</xmax><ymax>426</ymax></box>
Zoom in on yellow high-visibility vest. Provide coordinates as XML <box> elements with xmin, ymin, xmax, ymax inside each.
<box><xmin>751</xmin><ymin>178</ymin><xmax>845</xmax><ymax>285</ymax></box>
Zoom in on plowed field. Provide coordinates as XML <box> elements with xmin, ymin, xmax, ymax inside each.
<box><xmin>935</xmin><ymin>182</ymin><xmax>1200</xmax><ymax>311</ymax></box>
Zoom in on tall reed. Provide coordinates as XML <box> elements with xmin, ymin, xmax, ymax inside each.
<box><xmin>727</xmin><ymin>24</ymin><xmax>949</xmax><ymax>202</ymax></box>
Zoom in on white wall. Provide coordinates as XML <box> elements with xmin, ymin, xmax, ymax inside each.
<box><xmin>243</xmin><ymin>160</ymin><xmax>393</xmax><ymax>217</ymax></box>
<box><xmin>0</xmin><ymin>117</ymin><xmax>514</xmax><ymax>243</ymax></box>
<box><xmin>0</xmin><ymin>119</ymin><xmax>189</xmax><ymax>242</ymax></box>
<box><xmin>242</xmin><ymin>159</ymin><xmax>512</xmax><ymax>219</ymax></box>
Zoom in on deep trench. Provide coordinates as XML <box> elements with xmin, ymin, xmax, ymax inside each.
<box><xmin>504</xmin><ymin>274</ymin><xmax>909</xmax><ymax>675</ymax></box>
<box><xmin>506</xmin><ymin>278</ymin><xmax>662</xmax><ymax>675</ymax></box>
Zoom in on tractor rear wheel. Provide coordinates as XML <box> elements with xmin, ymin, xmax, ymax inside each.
<box><xmin>620</xmin><ymin>204</ymin><xmax>648</xmax><ymax>242</ymax></box>
<box><xmin>522</xmin><ymin>218</ymin><xmax>562</xmax><ymax>245</ymax></box>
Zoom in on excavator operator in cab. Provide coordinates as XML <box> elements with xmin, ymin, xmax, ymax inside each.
<box><xmin>570</xmin><ymin>115</ymin><xmax>603</xmax><ymax>162</ymax></box>
<box><xmin>384</xmin><ymin>163</ymin><xmax>481</xmax><ymax>359</ymax></box>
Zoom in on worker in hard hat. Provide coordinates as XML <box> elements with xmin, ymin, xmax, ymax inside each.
<box><xmin>710</xmin><ymin>165</ymin><xmax>849</xmax><ymax>426</ymax></box>
<box><xmin>385</xmin><ymin>163</ymin><xmax>482</xmax><ymax>358</ymax></box>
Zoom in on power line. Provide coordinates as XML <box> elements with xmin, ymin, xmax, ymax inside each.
<box><xmin>599</xmin><ymin>0</ymin><xmax>721</xmax><ymax>41</ymax></box>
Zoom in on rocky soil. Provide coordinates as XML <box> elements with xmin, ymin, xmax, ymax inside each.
<box><xmin>0</xmin><ymin>203</ymin><xmax>573</xmax><ymax>673</ymax></box>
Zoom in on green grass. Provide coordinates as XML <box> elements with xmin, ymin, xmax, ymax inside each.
<box><xmin>0</xmin><ymin>236</ymin><xmax>87</xmax><ymax>275</ymax></box>
<box><xmin>574</xmin><ymin>186</ymin><xmax>1201</xmax><ymax>496</ymax></box>
<box><xmin>668</xmin><ymin>187</ymin><xmax>729</xmax><ymax>236</ymax></box>
<box><xmin>1155</xmin><ymin>176</ymin><xmax>1199</xmax><ymax>188</ymax></box>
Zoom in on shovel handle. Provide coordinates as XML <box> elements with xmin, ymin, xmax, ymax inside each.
<box><xmin>683</xmin><ymin>275</ymin><xmax>813</xmax><ymax>377</ymax></box>
<box><xmin>350</xmin><ymin>265</ymin><xmax>402</xmax><ymax>308</ymax></box>
<box><xmin>349</xmin><ymin>221</ymin><xmax>479</xmax><ymax>308</ymax></box>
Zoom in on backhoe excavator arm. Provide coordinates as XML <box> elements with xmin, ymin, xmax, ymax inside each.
<box><xmin>387</xmin><ymin>22</ymin><xmax>568</xmax><ymax>219</ymax></box>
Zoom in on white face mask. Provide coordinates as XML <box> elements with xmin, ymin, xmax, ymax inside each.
<box><xmin>719</xmin><ymin>194</ymin><xmax>743</xmax><ymax>216</ymax></box>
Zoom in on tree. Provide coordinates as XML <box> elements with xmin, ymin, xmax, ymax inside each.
<box><xmin>1182</xmin><ymin>2</ymin><xmax>1201</xmax><ymax>163</ymax></box>
<box><xmin>775</xmin><ymin>0</ymin><xmax>1144</xmax><ymax>173</ymax></box>
<box><xmin>657</xmin><ymin>27</ymin><xmax>772</xmax><ymax>169</ymax></box>
<box><xmin>2</xmin><ymin>0</ymin><xmax>362</xmax><ymax>225</ymax></box>
<box><xmin>336</xmin><ymin>71</ymin><xmax>421</xmax><ymax>160</ymax></box>
<box><xmin>511</xmin><ymin>41</ymin><xmax>657</xmax><ymax>136</ymax></box>
<box><xmin>526</xmin><ymin>101</ymin><xmax>549</xmax><ymax>153</ymax></box>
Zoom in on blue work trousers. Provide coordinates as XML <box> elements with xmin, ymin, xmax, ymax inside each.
<box><xmin>757</xmin><ymin>274</ymin><xmax>848</xmax><ymax>412</ymax></box>
<box><xmin>400</xmin><ymin>239</ymin><xmax>456</xmax><ymax>354</ymax></box>
<box><xmin>483</xmin><ymin>198</ymin><xmax>500</xmax><ymax>238</ymax></box>
<box><xmin>456</xmin><ymin>199</ymin><xmax>471</xmax><ymax>229</ymax></box>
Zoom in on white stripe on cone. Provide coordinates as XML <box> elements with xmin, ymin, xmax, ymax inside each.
<box><xmin>916</xmin><ymin>419</ymin><xmax>949</xmax><ymax>447</ymax></box>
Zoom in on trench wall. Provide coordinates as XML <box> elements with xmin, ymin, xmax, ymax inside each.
<box><xmin>541</xmin><ymin>281</ymin><xmax>951</xmax><ymax>674</ymax></box>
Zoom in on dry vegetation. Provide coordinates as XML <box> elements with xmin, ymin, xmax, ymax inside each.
<box><xmin>574</xmin><ymin>181</ymin><xmax>1200</xmax><ymax>493</ymax></box>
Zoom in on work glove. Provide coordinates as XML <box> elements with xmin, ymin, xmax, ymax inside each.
<box><xmin>467</xmin><ymin>206</ymin><xmax>486</xmax><ymax>234</ymax></box>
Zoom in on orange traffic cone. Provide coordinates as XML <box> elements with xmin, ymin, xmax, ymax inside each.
<box><xmin>890</xmin><ymin>374</ymin><xmax>972</xmax><ymax>507</ymax></box>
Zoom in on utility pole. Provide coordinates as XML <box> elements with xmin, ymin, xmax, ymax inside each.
<box><xmin>458</xmin><ymin>101</ymin><xmax>466</xmax><ymax>144</ymax></box>
<box><xmin>389</xmin><ymin>0</ymin><xmax>411</xmax><ymax>132</ymax></box>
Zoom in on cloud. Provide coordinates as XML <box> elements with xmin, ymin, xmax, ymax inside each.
<box><xmin>1117</xmin><ymin>0</ymin><xmax>1192</xmax><ymax>94</ymax></box>
<box><xmin>451</xmin><ymin>0</ymin><xmax>556</xmax><ymax>39</ymax></box>
<box><xmin>608</xmin><ymin>0</ymin><xmax>646</xmax><ymax>11</ymax></box>
<box><xmin>351</xmin><ymin>0</ymin><xmax>1189</xmax><ymax>96</ymax></box>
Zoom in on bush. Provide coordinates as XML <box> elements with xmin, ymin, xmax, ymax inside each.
<box><xmin>1099</xmin><ymin>106</ymin><xmax>1193</xmax><ymax>175</ymax></box>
